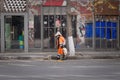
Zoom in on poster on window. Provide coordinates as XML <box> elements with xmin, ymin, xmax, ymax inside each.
<box><xmin>29</xmin><ymin>20</ymin><xmax>34</xmax><ymax>28</ymax></box>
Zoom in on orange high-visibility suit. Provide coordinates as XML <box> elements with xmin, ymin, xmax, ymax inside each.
<box><xmin>56</xmin><ymin>35</ymin><xmax>65</xmax><ymax>55</ymax></box>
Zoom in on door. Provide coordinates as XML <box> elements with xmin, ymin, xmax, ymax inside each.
<box><xmin>4</xmin><ymin>15</ymin><xmax>24</xmax><ymax>51</ymax></box>
<box><xmin>1</xmin><ymin>13</ymin><xmax>28</xmax><ymax>52</ymax></box>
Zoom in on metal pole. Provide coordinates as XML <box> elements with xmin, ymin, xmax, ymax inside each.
<box><xmin>24</xmin><ymin>13</ymin><xmax>29</xmax><ymax>52</ymax></box>
<box><xmin>118</xmin><ymin>16</ymin><xmax>120</xmax><ymax>49</ymax></box>
<box><xmin>92</xmin><ymin>13</ymin><xmax>95</xmax><ymax>49</ymax></box>
<box><xmin>1</xmin><ymin>13</ymin><xmax>5</xmax><ymax>52</ymax></box>
<box><xmin>92</xmin><ymin>2</ymin><xmax>95</xmax><ymax>50</ymax></box>
<box><xmin>41</xmin><ymin>4</ymin><xmax>44</xmax><ymax>51</ymax></box>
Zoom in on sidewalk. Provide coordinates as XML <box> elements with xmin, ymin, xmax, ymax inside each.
<box><xmin>0</xmin><ymin>51</ymin><xmax>120</xmax><ymax>60</ymax></box>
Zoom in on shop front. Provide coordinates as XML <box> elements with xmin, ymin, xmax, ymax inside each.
<box><xmin>28</xmin><ymin>0</ymin><xmax>68</xmax><ymax>51</ymax></box>
<box><xmin>0</xmin><ymin>0</ymin><xmax>28</xmax><ymax>52</ymax></box>
<box><xmin>0</xmin><ymin>0</ymin><xmax>119</xmax><ymax>53</ymax></box>
<box><xmin>27</xmin><ymin>0</ymin><xmax>120</xmax><ymax>51</ymax></box>
<box><xmin>1</xmin><ymin>13</ymin><xmax>28</xmax><ymax>52</ymax></box>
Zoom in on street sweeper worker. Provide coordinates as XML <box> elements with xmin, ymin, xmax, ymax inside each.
<box><xmin>55</xmin><ymin>31</ymin><xmax>66</xmax><ymax>60</ymax></box>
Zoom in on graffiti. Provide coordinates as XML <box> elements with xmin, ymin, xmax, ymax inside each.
<box><xmin>94</xmin><ymin>0</ymin><xmax>117</xmax><ymax>9</ymax></box>
<box><xmin>76</xmin><ymin>14</ymin><xmax>85</xmax><ymax>46</ymax></box>
<box><xmin>87</xmin><ymin>0</ymin><xmax>117</xmax><ymax>12</ymax></box>
<box><xmin>28</xmin><ymin>0</ymin><xmax>43</xmax><ymax>15</ymax></box>
<box><xmin>70</xmin><ymin>0</ymin><xmax>117</xmax><ymax>14</ymax></box>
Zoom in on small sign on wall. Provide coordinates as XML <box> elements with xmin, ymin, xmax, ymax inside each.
<box><xmin>29</xmin><ymin>20</ymin><xmax>34</xmax><ymax>28</ymax></box>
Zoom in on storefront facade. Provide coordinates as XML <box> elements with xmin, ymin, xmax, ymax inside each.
<box><xmin>0</xmin><ymin>0</ymin><xmax>29</xmax><ymax>52</ymax></box>
<box><xmin>0</xmin><ymin>0</ymin><xmax>120</xmax><ymax>52</ymax></box>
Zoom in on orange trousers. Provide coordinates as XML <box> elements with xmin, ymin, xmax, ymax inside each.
<box><xmin>58</xmin><ymin>47</ymin><xmax>64</xmax><ymax>55</ymax></box>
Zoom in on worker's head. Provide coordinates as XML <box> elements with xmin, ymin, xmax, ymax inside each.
<box><xmin>55</xmin><ymin>31</ymin><xmax>62</xmax><ymax>38</ymax></box>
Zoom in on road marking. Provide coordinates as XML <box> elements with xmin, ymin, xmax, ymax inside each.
<box><xmin>70</xmin><ymin>65</ymin><xmax>116</xmax><ymax>69</ymax></box>
<box><xmin>0</xmin><ymin>74</ymin><xmax>118</xmax><ymax>79</ymax></box>
<box><xmin>50</xmin><ymin>66</ymin><xmax>64</xmax><ymax>69</ymax></box>
<box><xmin>113</xmin><ymin>72</ymin><xmax>120</xmax><ymax>75</ymax></box>
<box><xmin>0</xmin><ymin>75</ymin><xmax>18</xmax><ymax>78</ymax></box>
<box><xmin>9</xmin><ymin>63</ymin><xmax>35</xmax><ymax>67</ymax></box>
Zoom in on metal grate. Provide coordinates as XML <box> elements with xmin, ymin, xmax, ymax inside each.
<box><xmin>3</xmin><ymin>0</ymin><xmax>27</xmax><ymax>12</ymax></box>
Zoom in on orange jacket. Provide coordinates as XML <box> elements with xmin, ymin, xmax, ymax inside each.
<box><xmin>56</xmin><ymin>35</ymin><xmax>65</xmax><ymax>55</ymax></box>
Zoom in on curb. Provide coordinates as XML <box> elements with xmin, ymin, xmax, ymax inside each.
<box><xmin>0</xmin><ymin>55</ymin><xmax>51</xmax><ymax>60</ymax></box>
<box><xmin>0</xmin><ymin>56</ymin><xmax>31</xmax><ymax>60</ymax></box>
<box><xmin>49</xmin><ymin>55</ymin><xmax>120</xmax><ymax>60</ymax></box>
<box><xmin>0</xmin><ymin>55</ymin><xmax>120</xmax><ymax>60</ymax></box>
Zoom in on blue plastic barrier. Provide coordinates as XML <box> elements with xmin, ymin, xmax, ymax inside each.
<box><xmin>96</xmin><ymin>21</ymin><xmax>100</xmax><ymax>27</ymax></box>
<box><xmin>85</xmin><ymin>23</ymin><xmax>93</xmax><ymax>38</ymax></box>
<box><xmin>101</xmin><ymin>21</ymin><xmax>106</xmax><ymax>27</ymax></box>
<box><xmin>100</xmin><ymin>28</ymin><xmax>105</xmax><ymax>38</ymax></box>
<box><xmin>112</xmin><ymin>28</ymin><xmax>117</xmax><ymax>39</ymax></box>
<box><xmin>106</xmin><ymin>28</ymin><xmax>111</xmax><ymax>39</ymax></box>
<box><xmin>96</xmin><ymin>28</ymin><xmax>100</xmax><ymax>38</ymax></box>
<box><xmin>96</xmin><ymin>28</ymin><xmax>105</xmax><ymax>38</ymax></box>
<box><xmin>112</xmin><ymin>22</ymin><xmax>117</xmax><ymax>28</ymax></box>
<box><xmin>107</xmin><ymin>21</ymin><xmax>111</xmax><ymax>27</ymax></box>
<box><xmin>85</xmin><ymin>21</ymin><xmax>117</xmax><ymax>39</ymax></box>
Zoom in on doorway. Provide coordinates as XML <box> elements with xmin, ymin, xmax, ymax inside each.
<box><xmin>4</xmin><ymin>15</ymin><xmax>24</xmax><ymax>51</ymax></box>
<box><xmin>1</xmin><ymin>13</ymin><xmax>28</xmax><ymax>52</ymax></box>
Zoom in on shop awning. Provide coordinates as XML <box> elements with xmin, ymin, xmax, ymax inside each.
<box><xmin>43</xmin><ymin>0</ymin><xmax>65</xmax><ymax>6</ymax></box>
<box><xmin>3</xmin><ymin>0</ymin><xmax>27</xmax><ymax>12</ymax></box>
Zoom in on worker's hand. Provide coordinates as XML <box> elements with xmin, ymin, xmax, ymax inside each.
<box><xmin>60</xmin><ymin>44</ymin><xmax>63</xmax><ymax>48</ymax></box>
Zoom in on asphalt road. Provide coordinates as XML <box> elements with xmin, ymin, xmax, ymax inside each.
<box><xmin>0</xmin><ymin>59</ymin><xmax>120</xmax><ymax>80</ymax></box>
